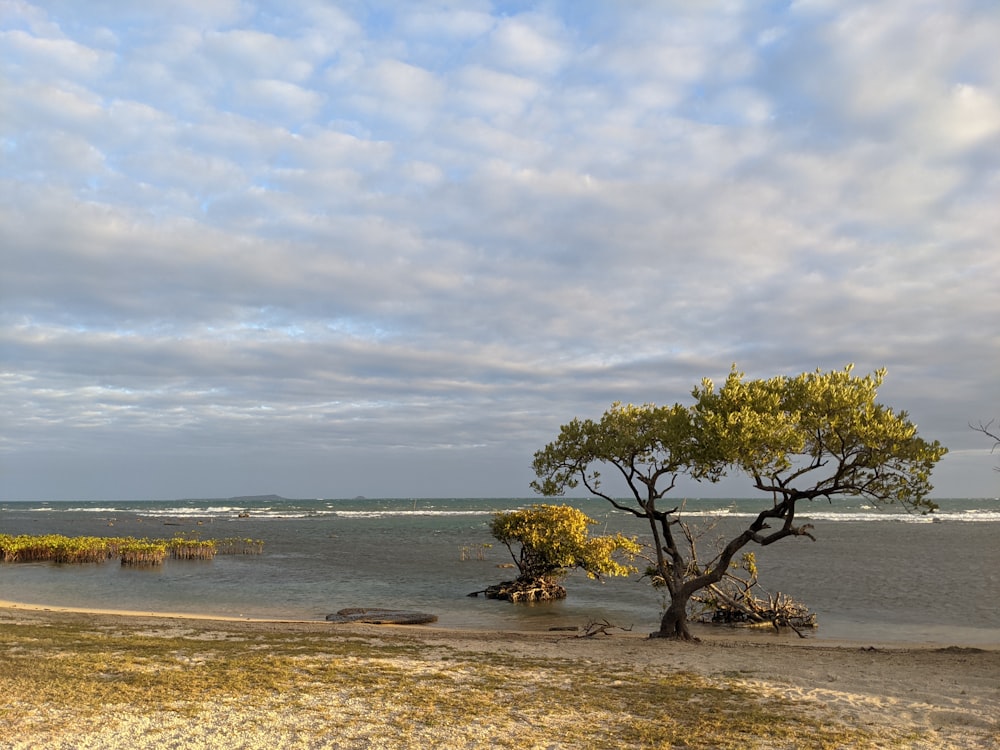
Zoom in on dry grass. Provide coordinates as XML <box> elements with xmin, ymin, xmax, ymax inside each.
<box><xmin>0</xmin><ymin>614</ymin><xmax>917</xmax><ymax>749</ymax></box>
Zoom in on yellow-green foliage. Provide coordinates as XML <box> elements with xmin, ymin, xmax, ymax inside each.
<box><xmin>118</xmin><ymin>539</ymin><xmax>168</xmax><ymax>566</ymax></box>
<box><xmin>531</xmin><ymin>401</ymin><xmax>713</xmax><ymax>498</ymax></box>
<box><xmin>0</xmin><ymin>534</ymin><xmax>121</xmax><ymax>564</ymax></box>
<box><xmin>0</xmin><ymin>534</ymin><xmax>263</xmax><ymax>565</ymax></box>
<box><xmin>167</xmin><ymin>535</ymin><xmax>217</xmax><ymax>560</ymax></box>
<box><xmin>490</xmin><ymin>504</ymin><xmax>640</xmax><ymax>581</ymax></box>
<box><xmin>533</xmin><ymin>366</ymin><xmax>946</xmax><ymax>512</ymax></box>
<box><xmin>692</xmin><ymin>365</ymin><xmax>948</xmax><ymax>510</ymax></box>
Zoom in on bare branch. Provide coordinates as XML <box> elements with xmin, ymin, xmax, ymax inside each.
<box><xmin>971</xmin><ymin>420</ymin><xmax>1000</xmax><ymax>472</ymax></box>
<box><xmin>971</xmin><ymin>420</ymin><xmax>1000</xmax><ymax>449</ymax></box>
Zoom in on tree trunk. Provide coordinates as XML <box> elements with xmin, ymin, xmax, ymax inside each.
<box><xmin>653</xmin><ymin>592</ymin><xmax>696</xmax><ymax>640</ymax></box>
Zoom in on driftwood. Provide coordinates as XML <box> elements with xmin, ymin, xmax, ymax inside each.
<box><xmin>574</xmin><ymin>619</ymin><xmax>633</xmax><ymax>638</ymax></box>
<box><xmin>325</xmin><ymin>608</ymin><xmax>438</xmax><ymax>625</ymax></box>
<box><xmin>694</xmin><ymin>582</ymin><xmax>816</xmax><ymax>637</ymax></box>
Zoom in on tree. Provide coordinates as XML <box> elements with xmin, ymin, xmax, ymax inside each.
<box><xmin>484</xmin><ymin>504</ymin><xmax>640</xmax><ymax>602</ymax></box>
<box><xmin>970</xmin><ymin>419</ymin><xmax>1000</xmax><ymax>471</ymax></box>
<box><xmin>531</xmin><ymin>401</ymin><xmax>724</xmax><ymax>632</ymax></box>
<box><xmin>532</xmin><ymin>366</ymin><xmax>947</xmax><ymax>639</ymax></box>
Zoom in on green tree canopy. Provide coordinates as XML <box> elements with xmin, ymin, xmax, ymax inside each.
<box><xmin>694</xmin><ymin>365</ymin><xmax>946</xmax><ymax>514</ymax></box>
<box><xmin>531</xmin><ymin>401</ymin><xmax>723</xmax><ymax>513</ymax></box>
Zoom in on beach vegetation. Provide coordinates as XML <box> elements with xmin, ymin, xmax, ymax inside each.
<box><xmin>0</xmin><ymin>533</ymin><xmax>263</xmax><ymax>566</ymax></box>
<box><xmin>119</xmin><ymin>539</ymin><xmax>168</xmax><ymax>566</ymax></box>
<box><xmin>532</xmin><ymin>365</ymin><xmax>947</xmax><ymax>639</ymax></box>
<box><xmin>215</xmin><ymin>537</ymin><xmax>266</xmax><ymax>555</ymax></box>
<box><xmin>168</xmin><ymin>534</ymin><xmax>217</xmax><ymax>560</ymax></box>
<box><xmin>0</xmin><ymin>534</ymin><xmax>123</xmax><ymax>564</ymax></box>
<box><xmin>459</xmin><ymin>542</ymin><xmax>492</xmax><ymax>560</ymax></box>
<box><xmin>482</xmin><ymin>504</ymin><xmax>640</xmax><ymax>601</ymax></box>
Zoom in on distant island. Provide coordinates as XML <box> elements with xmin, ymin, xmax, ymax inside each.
<box><xmin>179</xmin><ymin>494</ymin><xmax>288</xmax><ymax>503</ymax></box>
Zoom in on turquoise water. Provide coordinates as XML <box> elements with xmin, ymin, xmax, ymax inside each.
<box><xmin>1</xmin><ymin>496</ymin><xmax>998</xmax><ymax>646</ymax></box>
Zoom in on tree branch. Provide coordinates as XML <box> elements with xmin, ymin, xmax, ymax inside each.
<box><xmin>971</xmin><ymin>420</ymin><xmax>1000</xmax><ymax>471</ymax></box>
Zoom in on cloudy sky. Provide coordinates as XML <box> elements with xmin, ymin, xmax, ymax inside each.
<box><xmin>2</xmin><ymin>0</ymin><xmax>998</xmax><ymax>501</ymax></box>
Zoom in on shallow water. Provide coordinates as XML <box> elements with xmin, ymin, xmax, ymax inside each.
<box><xmin>1</xmin><ymin>497</ymin><xmax>998</xmax><ymax>645</ymax></box>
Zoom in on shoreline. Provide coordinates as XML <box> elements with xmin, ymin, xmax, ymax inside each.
<box><xmin>2</xmin><ymin>597</ymin><xmax>996</xmax><ymax>651</ymax></box>
<box><xmin>3</xmin><ymin>498</ymin><xmax>998</xmax><ymax>654</ymax></box>
<box><xmin>0</xmin><ymin>597</ymin><xmax>298</xmax><ymax>624</ymax></box>
<box><xmin>2</xmin><ymin>601</ymin><xmax>998</xmax><ymax>748</ymax></box>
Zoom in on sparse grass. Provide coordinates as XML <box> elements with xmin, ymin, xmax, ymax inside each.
<box><xmin>0</xmin><ymin>614</ymin><xmax>916</xmax><ymax>749</ymax></box>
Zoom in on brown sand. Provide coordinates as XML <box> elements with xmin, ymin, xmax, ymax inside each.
<box><xmin>1</xmin><ymin>599</ymin><xmax>997</xmax><ymax>749</ymax></box>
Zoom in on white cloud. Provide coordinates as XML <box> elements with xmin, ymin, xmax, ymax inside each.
<box><xmin>398</xmin><ymin>5</ymin><xmax>494</xmax><ymax>39</ymax></box>
<box><xmin>1</xmin><ymin>28</ymin><xmax>115</xmax><ymax>78</ymax></box>
<box><xmin>926</xmin><ymin>83</ymin><xmax>1000</xmax><ymax>150</ymax></box>
<box><xmin>301</xmin><ymin>4</ymin><xmax>363</xmax><ymax>47</ymax></box>
<box><xmin>6</xmin><ymin>80</ymin><xmax>105</xmax><ymax>131</ymax></box>
<box><xmin>400</xmin><ymin>160</ymin><xmax>444</xmax><ymax>187</ymax></box>
<box><xmin>484</xmin><ymin>14</ymin><xmax>570</xmax><ymax>75</ymax></box>
<box><xmin>1</xmin><ymin>0</ymin><xmax>998</xmax><ymax>499</ymax></box>
<box><xmin>368</xmin><ymin>58</ymin><xmax>444</xmax><ymax>106</ymax></box>
<box><xmin>453</xmin><ymin>65</ymin><xmax>541</xmax><ymax>121</ymax></box>
<box><xmin>201</xmin><ymin>29</ymin><xmax>318</xmax><ymax>82</ymax></box>
<box><xmin>345</xmin><ymin>59</ymin><xmax>445</xmax><ymax>132</ymax></box>
<box><xmin>237</xmin><ymin>78</ymin><xmax>325</xmax><ymax>121</ymax></box>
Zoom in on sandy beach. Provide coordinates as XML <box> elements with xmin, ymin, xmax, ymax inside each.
<box><xmin>1</xmin><ymin>599</ymin><xmax>997</xmax><ymax>749</ymax></box>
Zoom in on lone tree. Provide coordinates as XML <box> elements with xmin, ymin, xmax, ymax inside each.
<box><xmin>483</xmin><ymin>504</ymin><xmax>640</xmax><ymax>602</ymax></box>
<box><xmin>532</xmin><ymin>365</ymin><xmax>947</xmax><ymax>639</ymax></box>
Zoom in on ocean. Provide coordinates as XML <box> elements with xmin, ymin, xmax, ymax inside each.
<box><xmin>1</xmin><ymin>496</ymin><xmax>998</xmax><ymax>646</ymax></box>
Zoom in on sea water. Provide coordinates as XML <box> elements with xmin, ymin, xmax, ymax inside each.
<box><xmin>1</xmin><ymin>497</ymin><xmax>997</xmax><ymax>646</ymax></box>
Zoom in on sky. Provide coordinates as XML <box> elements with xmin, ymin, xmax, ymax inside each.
<box><xmin>2</xmin><ymin>0</ymin><xmax>998</xmax><ymax>501</ymax></box>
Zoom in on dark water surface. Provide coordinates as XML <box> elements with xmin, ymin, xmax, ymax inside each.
<box><xmin>1</xmin><ymin>497</ymin><xmax>997</xmax><ymax>645</ymax></box>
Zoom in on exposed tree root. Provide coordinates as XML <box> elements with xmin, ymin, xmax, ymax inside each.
<box><xmin>476</xmin><ymin>578</ymin><xmax>568</xmax><ymax>602</ymax></box>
